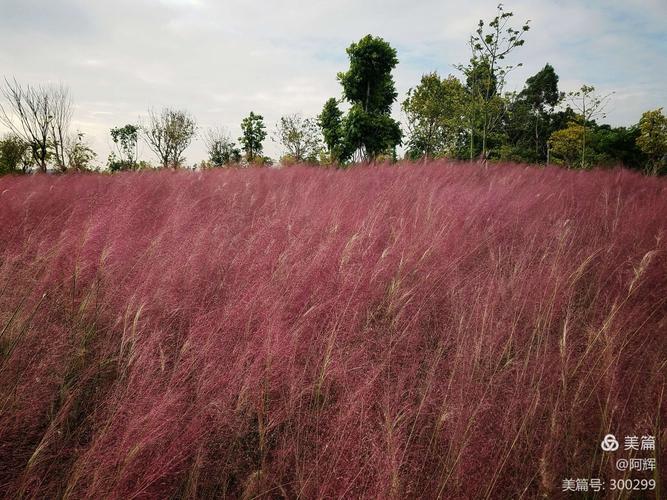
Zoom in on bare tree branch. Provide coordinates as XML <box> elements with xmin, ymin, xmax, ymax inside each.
<box><xmin>49</xmin><ymin>84</ymin><xmax>72</xmax><ymax>172</ymax></box>
<box><xmin>0</xmin><ymin>78</ymin><xmax>55</xmax><ymax>172</ymax></box>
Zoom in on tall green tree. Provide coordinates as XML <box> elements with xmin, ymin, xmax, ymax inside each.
<box><xmin>109</xmin><ymin>124</ymin><xmax>139</xmax><ymax>171</ymax></box>
<box><xmin>520</xmin><ymin>63</ymin><xmax>561</xmax><ymax>158</ymax></box>
<box><xmin>636</xmin><ymin>108</ymin><xmax>667</xmax><ymax>175</ymax></box>
<box><xmin>402</xmin><ymin>73</ymin><xmax>467</xmax><ymax>159</ymax></box>
<box><xmin>502</xmin><ymin>64</ymin><xmax>562</xmax><ymax>163</ymax></box>
<box><xmin>500</xmin><ymin>92</ymin><xmax>534</xmax><ymax>162</ymax></box>
<box><xmin>458</xmin><ymin>4</ymin><xmax>530</xmax><ymax>161</ymax></box>
<box><xmin>335</xmin><ymin>35</ymin><xmax>402</xmax><ymax>162</ymax></box>
<box><xmin>319</xmin><ymin>98</ymin><xmax>344</xmax><ymax>163</ymax></box>
<box><xmin>239</xmin><ymin>111</ymin><xmax>267</xmax><ymax>164</ymax></box>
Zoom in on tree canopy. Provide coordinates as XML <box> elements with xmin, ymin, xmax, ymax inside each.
<box><xmin>325</xmin><ymin>35</ymin><xmax>402</xmax><ymax>163</ymax></box>
<box><xmin>239</xmin><ymin>112</ymin><xmax>267</xmax><ymax>165</ymax></box>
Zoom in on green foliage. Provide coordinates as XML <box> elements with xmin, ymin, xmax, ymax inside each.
<box><xmin>520</xmin><ymin>64</ymin><xmax>562</xmax><ymax>160</ymax></box>
<box><xmin>342</xmin><ymin>104</ymin><xmax>402</xmax><ymax>163</ymax></box>
<box><xmin>504</xmin><ymin>76</ymin><xmax>632</xmax><ymax>170</ymax></box>
<box><xmin>520</xmin><ymin>63</ymin><xmax>561</xmax><ymax>111</ymax></box>
<box><xmin>549</xmin><ymin>121</ymin><xmax>647</xmax><ymax>170</ymax></box>
<box><xmin>319</xmin><ymin>98</ymin><xmax>345</xmax><ymax>163</ymax></box>
<box><xmin>136</xmin><ymin>160</ymin><xmax>154</xmax><ymax>170</ymax></box>
<box><xmin>143</xmin><ymin>108</ymin><xmax>197</xmax><ymax>169</ymax></box>
<box><xmin>279</xmin><ymin>154</ymin><xmax>298</xmax><ymax>166</ymax></box>
<box><xmin>402</xmin><ymin>73</ymin><xmax>467</xmax><ymax>159</ymax></box>
<box><xmin>503</xmin><ymin>64</ymin><xmax>563</xmax><ymax>163</ymax></box>
<box><xmin>239</xmin><ymin>112</ymin><xmax>267</xmax><ymax>164</ymax></box>
<box><xmin>108</xmin><ymin>156</ymin><xmax>126</xmax><ymax>172</ymax></box>
<box><xmin>273</xmin><ymin>114</ymin><xmax>322</xmax><ymax>163</ymax></box>
<box><xmin>591</xmin><ymin>124</ymin><xmax>645</xmax><ymax>170</ymax></box>
<box><xmin>205</xmin><ymin>128</ymin><xmax>241</xmax><ymax>167</ymax></box>
<box><xmin>66</xmin><ymin>132</ymin><xmax>97</xmax><ymax>171</ymax></box>
<box><xmin>337</xmin><ymin>35</ymin><xmax>398</xmax><ymax>114</ymax></box>
<box><xmin>548</xmin><ymin>122</ymin><xmax>585</xmax><ymax>167</ymax></box>
<box><xmin>210</xmin><ymin>142</ymin><xmax>241</xmax><ymax>167</ymax></box>
<box><xmin>636</xmin><ymin>108</ymin><xmax>667</xmax><ymax>175</ymax></box>
<box><xmin>501</xmin><ymin>92</ymin><xmax>535</xmax><ymax>161</ymax></box>
<box><xmin>335</xmin><ymin>35</ymin><xmax>402</xmax><ymax>162</ymax></box>
<box><xmin>252</xmin><ymin>155</ymin><xmax>273</xmax><ymax>167</ymax></box>
<box><xmin>497</xmin><ymin>143</ymin><xmax>533</xmax><ymax>163</ymax></box>
<box><xmin>108</xmin><ymin>124</ymin><xmax>138</xmax><ymax>171</ymax></box>
<box><xmin>465</xmin><ymin>58</ymin><xmax>498</xmax><ymax>99</ymax></box>
<box><xmin>0</xmin><ymin>134</ymin><xmax>30</xmax><ymax>174</ymax></box>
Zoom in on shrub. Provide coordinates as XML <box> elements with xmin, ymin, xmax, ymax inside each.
<box><xmin>0</xmin><ymin>134</ymin><xmax>30</xmax><ymax>174</ymax></box>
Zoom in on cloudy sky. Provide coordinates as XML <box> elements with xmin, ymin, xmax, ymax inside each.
<box><xmin>1</xmin><ymin>0</ymin><xmax>665</xmax><ymax>164</ymax></box>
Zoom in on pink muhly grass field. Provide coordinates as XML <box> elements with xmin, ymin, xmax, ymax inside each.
<box><xmin>0</xmin><ymin>161</ymin><xmax>665</xmax><ymax>498</ymax></box>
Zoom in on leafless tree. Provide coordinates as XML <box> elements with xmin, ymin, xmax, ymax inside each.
<box><xmin>49</xmin><ymin>84</ymin><xmax>72</xmax><ymax>172</ymax></box>
<box><xmin>143</xmin><ymin>108</ymin><xmax>197</xmax><ymax>168</ymax></box>
<box><xmin>0</xmin><ymin>78</ymin><xmax>54</xmax><ymax>172</ymax></box>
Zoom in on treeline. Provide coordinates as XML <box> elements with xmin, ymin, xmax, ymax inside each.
<box><xmin>0</xmin><ymin>4</ymin><xmax>665</xmax><ymax>175</ymax></box>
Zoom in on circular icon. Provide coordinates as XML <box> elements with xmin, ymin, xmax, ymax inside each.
<box><xmin>601</xmin><ymin>434</ymin><xmax>619</xmax><ymax>452</ymax></box>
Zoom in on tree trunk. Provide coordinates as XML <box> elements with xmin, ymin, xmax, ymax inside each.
<box><xmin>581</xmin><ymin>102</ymin><xmax>587</xmax><ymax>169</ymax></box>
<box><xmin>534</xmin><ymin>114</ymin><xmax>539</xmax><ymax>158</ymax></box>
<box><xmin>546</xmin><ymin>142</ymin><xmax>550</xmax><ymax>165</ymax></box>
<box><xmin>581</xmin><ymin>125</ymin><xmax>586</xmax><ymax>169</ymax></box>
<box><xmin>481</xmin><ymin>119</ymin><xmax>487</xmax><ymax>161</ymax></box>
<box><xmin>38</xmin><ymin>144</ymin><xmax>48</xmax><ymax>173</ymax></box>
